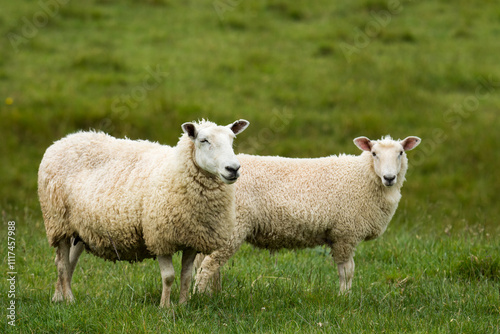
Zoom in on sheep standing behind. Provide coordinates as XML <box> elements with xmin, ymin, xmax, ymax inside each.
<box><xmin>194</xmin><ymin>135</ymin><xmax>421</xmax><ymax>294</ymax></box>
<box><xmin>38</xmin><ymin>119</ymin><xmax>249</xmax><ymax>307</ymax></box>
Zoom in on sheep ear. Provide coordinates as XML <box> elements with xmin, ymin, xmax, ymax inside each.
<box><xmin>228</xmin><ymin>119</ymin><xmax>250</xmax><ymax>135</ymax></box>
<box><xmin>182</xmin><ymin>122</ymin><xmax>197</xmax><ymax>139</ymax></box>
<box><xmin>354</xmin><ymin>136</ymin><xmax>373</xmax><ymax>151</ymax></box>
<box><xmin>401</xmin><ymin>136</ymin><xmax>421</xmax><ymax>151</ymax></box>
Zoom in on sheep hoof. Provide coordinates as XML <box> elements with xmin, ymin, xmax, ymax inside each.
<box><xmin>338</xmin><ymin>289</ymin><xmax>351</xmax><ymax>297</ymax></box>
<box><xmin>194</xmin><ymin>285</ymin><xmax>213</xmax><ymax>296</ymax></box>
<box><xmin>51</xmin><ymin>291</ymin><xmax>64</xmax><ymax>302</ymax></box>
<box><xmin>52</xmin><ymin>292</ymin><xmax>75</xmax><ymax>303</ymax></box>
<box><xmin>159</xmin><ymin>301</ymin><xmax>171</xmax><ymax>308</ymax></box>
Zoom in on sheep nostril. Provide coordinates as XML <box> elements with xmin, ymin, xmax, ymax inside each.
<box><xmin>225</xmin><ymin>165</ymin><xmax>240</xmax><ymax>175</ymax></box>
<box><xmin>384</xmin><ymin>175</ymin><xmax>396</xmax><ymax>182</ymax></box>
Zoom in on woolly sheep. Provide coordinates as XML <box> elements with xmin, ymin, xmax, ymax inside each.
<box><xmin>194</xmin><ymin>135</ymin><xmax>421</xmax><ymax>294</ymax></box>
<box><xmin>38</xmin><ymin>119</ymin><xmax>249</xmax><ymax>307</ymax></box>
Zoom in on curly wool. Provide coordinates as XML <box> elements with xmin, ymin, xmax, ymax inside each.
<box><xmin>38</xmin><ymin>127</ymin><xmax>236</xmax><ymax>262</ymax></box>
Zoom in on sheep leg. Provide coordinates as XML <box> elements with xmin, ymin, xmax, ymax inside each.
<box><xmin>158</xmin><ymin>255</ymin><xmax>175</xmax><ymax>308</ymax></box>
<box><xmin>52</xmin><ymin>238</ymin><xmax>75</xmax><ymax>302</ymax></box>
<box><xmin>194</xmin><ymin>227</ymin><xmax>248</xmax><ymax>294</ymax></box>
<box><xmin>193</xmin><ymin>253</ymin><xmax>221</xmax><ymax>294</ymax></box>
<box><xmin>337</xmin><ymin>257</ymin><xmax>355</xmax><ymax>294</ymax></box>
<box><xmin>178</xmin><ymin>248</ymin><xmax>197</xmax><ymax>304</ymax></box>
<box><xmin>193</xmin><ymin>253</ymin><xmax>204</xmax><ymax>277</ymax></box>
<box><xmin>194</xmin><ymin>250</ymin><xmax>229</xmax><ymax>295</ymax></box>
<box><xmin>68</xmin><ymin>240</ymin><xmax>84</xmax><ymax>281</ymax></box>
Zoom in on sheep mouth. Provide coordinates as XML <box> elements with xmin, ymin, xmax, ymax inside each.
<box><xmin>383</xmin><ymin>180</ymin><xmax>395</xmax><ymax>187</ymax></box>
<box><xmin>221</xmin><ymin>174</ymin><xmax>238</xmax><ymax>184</ymax></box>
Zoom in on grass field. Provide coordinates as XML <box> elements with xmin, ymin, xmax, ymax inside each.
<box><xmin>1</xmin><ymin>0</ymin><xmax>499</xmax><ymax>332</ymax></box>
<box><xmin>1</xmin><ymin>216</ymin><xmax>499</xmax><ymax>333</ymax></box>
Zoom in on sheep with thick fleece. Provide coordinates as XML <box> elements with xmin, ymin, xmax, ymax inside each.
<box><xmin>38</xmin><ymin>119</ymin><xmax>249</xmax><ymax>307</ymax></box>
<box><xmin>194</xmin><ymin>135</ymin><xmax>421</xmax><ymax>294</ymax></box>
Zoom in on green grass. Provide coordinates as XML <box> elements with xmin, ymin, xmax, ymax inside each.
<box><xmin>1</xmin><ymin>216</ymin><xmax>499</xmax><ymax>333</ymax></box>
<box><xmin>1</xmin><ymin>0</ymin><xmax>500</xmax><ymax>332</ymax></box>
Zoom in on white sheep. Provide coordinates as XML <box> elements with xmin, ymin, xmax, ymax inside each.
<box><xmin>194</xmin><ymin>135</ymin><xmax>421</xmax><ymax>294</ymax></box>
<box><xmin>38</xmin><ymin>119</ymin><xmax>249</xmax><ymax>307</ymax></box>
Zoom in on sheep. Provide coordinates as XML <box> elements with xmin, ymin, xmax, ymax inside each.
<box><xmin>194</xmin><ymin>135</ymin><xmax>421</xmax><ymax>295</ymax></box>
<box><xmin>38</xmin><ymin>119</ymin><xmax>249</xmax><ymax>307</ymax></box>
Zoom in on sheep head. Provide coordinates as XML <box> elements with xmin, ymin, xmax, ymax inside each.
<box><xmin>354</xmin><ymin>135</ymin><xmax>421</xmax><ymax>187</ymax></box>
<box><xmin>182</xmin><ymin>120</ymin><xmax>250</xmax><ymax>184</ymax></box>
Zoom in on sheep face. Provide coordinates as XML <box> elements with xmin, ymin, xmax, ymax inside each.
<box><xmin>354</xmin><ymin>136</ymin><xmax>421</xmax><ymax>187</ymax></box>
<box><xmin>182</xmin><ymin>120</ymin><xmax>250</xmax><ymax>184</ymax></box>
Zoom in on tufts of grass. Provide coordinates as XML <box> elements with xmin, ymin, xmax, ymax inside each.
<box><xmin>59</xmin><ymin>5</ymin><xmax>108</xmax><ymax>21</ymax></box>
<box><xmin>453</xmin><ymin>254</ymin><xmax>500</xmax><ymax>282</ymax></box>
<box><xmin>140</xmin><ymin>0</ymin><xmax>170</xmax><ymax>6</ymax></box>
<box><xmin>267</xmin><ymin>2</ymin><xmax>308</xmax><ymax>21</ymax></box>
<box><xmin>314</xmin><ymin>43</ymin><xmax>336</xmax><ymax>57</ymax></box>
<box><xmin>223</xmin><ymin>17</ymin><xmax>249</xmax><ymax>31</ymax></box>
<box><xmin>359</xmin><ymin>0</ymin><xmax>390</xmax><ymax>12</ymax></box>
<box><xmin>379</xmin><ymin>30</ymin><xmax>417</xmax><ymax>44</ymax></box>
<box><xmin>70</xmin><ymin>48</ymin><xmax>128</xmax><ymax>72</ymax></box>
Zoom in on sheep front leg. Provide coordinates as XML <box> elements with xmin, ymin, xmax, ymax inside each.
<box><xmin>158</xmin><ymin>255</ymin><xmax>175</xmax><ymax>308</ymax></box>
<box><xmin>195</xmin><ymin>248</ymin><xmax>234</xmax><ymax>295</ymax></box>
<box><xmin>193</xmin><ymin>253</ymin><xmax>221</xmax><ymax>294</ymax></box>
<box><xmin>194</xmin><ymin>228</ymin><xmax>248</xmax><ymax>294</ymax></box>
<box><xmin>179</xmin><ymin>248</ymin><xmax>197</xmax><ymax>304</ymax></box>
<box><xmin>337</xmin><ymin>257</ymin><xmax>355</xmax><ymax>294</ymax></box>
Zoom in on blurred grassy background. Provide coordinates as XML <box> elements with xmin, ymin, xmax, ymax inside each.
<box><xmin>1</xmin><ymin>0</ymin><xmax>499</xmax><ymax>232</ymax></box>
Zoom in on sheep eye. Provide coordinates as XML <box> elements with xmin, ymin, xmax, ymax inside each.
<box><xmin>399</xmin><ymin>151</ymin><xmax>403</xmax><ymax>156</ymax></box>
<box><xmin>372</xmin><ymin>152</ymin><xmax>376</xmax><ymax>157</ymax></box>
<box><xmin>200</xmin><ymin>139</ymin><xmax>210</xmax><ymax>144</ymax></box>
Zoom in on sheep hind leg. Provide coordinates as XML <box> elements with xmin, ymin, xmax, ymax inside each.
<box><xmin>68</xmin><ymin>240</ymin><xmax>84</xmax><ymax>283</ymax></box>
<box><xmin>178</xmin><ymin>248</ymin><xmax>197</xmax><ymax>304</ymax></box>
<box><xmin>337</xmin><ymin>257</ymin><xmax>355</xmax><ymax>295</ymax></box>
<box><xmin>158</xmin><ymin>255</ymin><xmax>175</xmax><ymax>308</ymax></box>
<box><xmin>52</xmin><ymin>238</ymin><xmax>75</xmax><ymax>303</ymax></box>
